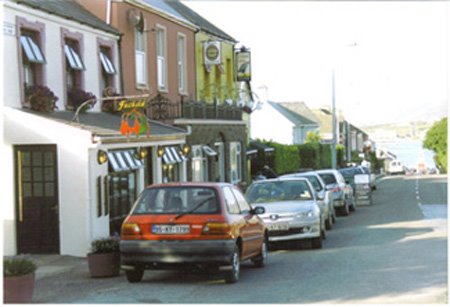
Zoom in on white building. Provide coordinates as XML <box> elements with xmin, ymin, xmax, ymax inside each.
<box><xmin>251</xmin><ymin>101</ymin><xmax>319</xmax><ymax>145</ymax></box>
<box><xmin>2</xmin><ymin>0</ymin><xmax>188</xmax><ymax>257</ymax></box>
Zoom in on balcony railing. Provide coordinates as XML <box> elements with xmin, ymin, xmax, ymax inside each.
<box><xmin>147</xmin><ymin>94</ymin><xmax>243</xmax><ymax>121</ymax></box>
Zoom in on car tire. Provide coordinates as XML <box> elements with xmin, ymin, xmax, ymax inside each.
<box><xmin>225</xmin><ymin>245</ymin><xmax>240</xmax><ymax>284</ymax></box>
<box><xmin>341</xmin><ymin>202</ymin><xmax>350</xmax><ymax>216</ymax></box>
<box><xmin>125</xmin><ymin>268</ymin><xmax>144</xmax><ymax>283</ymax></box>
<box><xmin>252</xmin><ymin>238</ymin><xmax>268</xmax><ymax>268</ymax></box>
<box><xmin>325</xmin><ymin>216</ymin><xmax>332</xmax><ymax>230</ymax></box>
<box><xmin>311</xmin><ymin>235</ymin><xmax>323</xmax><ymax>249</ymax></box>
<box><xmin>349</xmin><ymin>200</ymin><xmax>356</xmax><ymax>212</ymax></box>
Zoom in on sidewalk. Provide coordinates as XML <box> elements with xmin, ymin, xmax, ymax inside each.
<box><xmin>31</xmin><ymin>254</ymin><xmax>87</xmax><ymax>280</ymax></box>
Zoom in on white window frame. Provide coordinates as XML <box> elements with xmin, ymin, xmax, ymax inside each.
<box><xmin>191</xmin><ymin>145</ymin><xmax>207</xmax><ymax>182</ymax></box>
<box><xmin>64</xmin><ymin>44</ymin><xmax>84</xmax><ymax>70</ymax></box>
<box><xmin>156</xmin><ymin>26</ymin><xmax>167</xmax><ymax>90</ymax></box>
<box><xmin>229</xmin><ymin>142</ymin><xmax>242</xmax><ymax>184</ymax></box>
<box><xmin>135</xmin><ymin>28</ymin><xmax>147</xmax><ymax>86</ymax></box>
<box><xmin>177</xmin><ymin>33</ymin><xmax>187</xmax><ymax>94</ymax></box>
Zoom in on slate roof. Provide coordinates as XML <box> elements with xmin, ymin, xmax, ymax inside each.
<box><xmin>279</xmin><ymin>102</ymin><xmax>319</xmax><ymax>125</ymax></box>
<box><xmin>268</xmin><ymin>101</ymin><xmax>319</xmax><ymax>126</ymax></box>
<box><xmin>15</xmin><ymin>0</ymin><xmax>121</xmax><ymax>36</ymax></box>
<box><xmin>141</xmin><ymin>0</ymin><xmax>194</xmax><ymax>27</ymax></box>
<box><xmin>165</xmin><ymin>0</ymin><xmax>237</xmax><ymax>42</ymax></box>
<box><xmin>24</xmin><ymin>110</ymin><xmax>188</xmax><ymax>141</ymax></box>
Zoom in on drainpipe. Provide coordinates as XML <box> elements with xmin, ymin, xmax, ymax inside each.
<box><xmin>106</xmin><ymin>0</ymin><xmax>111</xmax><ymax>24</ymax></box>
<box><xmin>118</xmin><ymin>36</ymin><xmax>124</xmax><ymax>95</ymax></box>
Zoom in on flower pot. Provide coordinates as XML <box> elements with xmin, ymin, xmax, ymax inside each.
<box><xmin>3</xmin><ymin>273</ymin><xmax>35</xmax><ymax>303</ymax></box>
<box><xmin>87</xmin><ymin>252</ymin><xmax>120</xmax><ymax>278</ymax></box>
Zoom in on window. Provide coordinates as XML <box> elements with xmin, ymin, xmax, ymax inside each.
<box><xmin>191</xmin><ymin>145</ymin><xmax>207</xmax><ymax>182</ymax></box>
<box><xmin>107</xmin><ymin>172</ymin><xmax>136</xmax><ymax>236</ymax></box>
<box><xmin>232</xmin><ymin>187</ymin><xmax>251</xmax><ymax>214</ymax></box>
<box><xmin>20</xmin><ymin>31</ymin><xmax>45</xmax><ymax>89</ymax></box>
<box><xmin>62</xmin><ymin>33</ymin><xmax>84</xmax><ymax>109</ymax></box>
<box><xmin>99</xmin><ymin>45</ymin><xmax>116</xmax><ymax>92</ymax></box>
<box><xmin>223</xmin><ymin>187</ymin><xmax>240</xmax><ymax>214</ymax></box>
<box><xmin>177</xmin><ymin>34</ymin><xmax>187</xmax><ymax>93</ymax></box>
<box><xmin>135</xmin><ymin>28</ymin><xmax>146</xmax><ymax>86</ymax></box>
<box><xmin>229</xmin><ymin>142</ymin><xmax>242</xmax><ymax>184</ymax></box>
<box><xmin>156</xmin><ymin>27</ymin><xmax>167</xmax><ymax>90</ymax></box>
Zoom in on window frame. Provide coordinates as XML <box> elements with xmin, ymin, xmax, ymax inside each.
<box><xmin>61</xmin><ymin>28</ymin><xmax>84</xmax><ymax>109</ymax></box>
<box><xmin>229</xmin><ymin>142</ymin><xmax>242</xmax><ymax>184</ymax></box>
<box><xmin>177</xmin><ymin>33</ymin><xmax>188</xmax><ymax>94</ymax></box>
<box><xmin>156</xmin><ymin>25</ymin><xmax>167</xmax><ymax>91</ymax></box>
<box><xmin>134</xmin><ymin>27</ymin><xmax>147</xmax><ymax>87</ymax></box>
<box><xmin>97</xmin><ymin>38</ymin><xmax>118</xmax><ymax>95</ymax></box>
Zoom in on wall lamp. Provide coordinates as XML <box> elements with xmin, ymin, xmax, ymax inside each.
<box><xmin>97</xmin><ymin>150</ymin><xmax>108</xmax><ymax>165</ymax></box>
<box><xmin>135</xmin><ymin>147</ymin><xmax>148</xmax><ymax>160</ymax></box>
<box><xmin>181</xmin><ymin>144</ymin><xmax>191</xmax><ymax>156</ymax></box>
<box><xmin>157</xmin><ymin>146</ymin><xmax>165</xmax><ymax>158</ymax></box>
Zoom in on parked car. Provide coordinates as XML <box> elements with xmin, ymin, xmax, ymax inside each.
<box><xmin>245</xmin><ymin>178</ymin><xmax>326</xmax><ymax>249</ymax></box>
<box><xmin>387</xmin><ymin>160</ymin><xmax>405</xmax><ymax>175</ymax></box>
<box><xmin>120</xmin><ymin>182</ymin><xmax>268</xmax><ymax>284</ymax></box>
<box><xmin>280</xmin><ymin>171</ymin><xmax>336</xmax><ymax>230</ymax></box>
<box><xmin>316</xmin><ymin>169</ymin><xmax>355</xmax><ymax>216</ymax></box>
<box><xmin>339</xmin><ymin>166</ymin><xmax>364</xmax><ymax>193</ymax></box>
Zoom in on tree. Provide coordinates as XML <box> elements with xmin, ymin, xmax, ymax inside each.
<box><xmin>305</xmin><ymin>131</ymin><xmax>321</xmax><ymax>143</ymax></box>
<box><xmin>423</xmin><ymin>117</ymin><xmax>447</xmax><ymax>173</ymax></box>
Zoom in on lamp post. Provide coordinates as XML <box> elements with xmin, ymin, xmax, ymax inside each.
<box><xmin>331</xmin><ymin>42</ymin><xmax>358</xmax><ymax>169</ymax></box>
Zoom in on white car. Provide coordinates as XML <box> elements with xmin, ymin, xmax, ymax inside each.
<box><xmin>280</xmin><ymin>171</ymin><xmax>336</xmax><ymax>230</ymax></box>
<box><xmin>316</xmin><ymin>169</ymin><xmax>355</xmax><ymax>216</ymax></box>
<box><xmin>245</xmin><ymin>178</ymin><xmax>326</xmax><ymax>249</ymax></box>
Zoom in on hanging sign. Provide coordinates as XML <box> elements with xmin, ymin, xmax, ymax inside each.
<box><xmin>114</xmin><ymin>97</ymin><xmax>150</xmax><ymax>140</ymax></box>
<box><xmin>235</xmin><ymin>50</ymin><xmax>251</xmax><ymax>81</ymax></box>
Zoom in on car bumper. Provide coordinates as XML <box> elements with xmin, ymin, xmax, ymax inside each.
<box><xmin>266</xmin><ymin>220</ymin><xmax>321</xmax><ymax>242</ymax></box>
<box><xmin>120</xmin><ymin>239</ymin><xmax>235</xmax><ymax>267</ymax></box>
<box><xmin>333</xmin><ymin>199</ymin><xmax>345</xmax><ymax>207</ymax></box>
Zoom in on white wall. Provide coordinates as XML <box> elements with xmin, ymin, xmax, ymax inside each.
<box><xmin>250</xmin><ymin>102</ymin><xmax>294</xmax><ymax>145</ymax></box>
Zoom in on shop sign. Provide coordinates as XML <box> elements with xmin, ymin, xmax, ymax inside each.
<box><xmin>236</xmin><ymin>50</ymin><xmax>251</xmax><ymax>82</ymax></box>
<box><xmin>117</xmin><ymin>98</ymin><xmax>150</xmax><ymax>140</ymax></box>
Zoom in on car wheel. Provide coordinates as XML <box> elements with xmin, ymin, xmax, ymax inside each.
<box><xmin>332</xmin><ymin>208</ymin><xmax>337</xmax><ymax>223</ymax></box>
<box><xmin>225</xmin><ymin>245</ymin><xmax>240</xmax><ymax>284</ymax></box>
<box><xmin>125</xmin><ymin>268</ymin><xmax>144</xmax><ymax>283</ymax></box>
<box><xmin>311</xmin><ymin>235</ymin><xmax>323</xmax><ymax>249</ymax></box>
<box><xmin>252</xmin><ymin>238</ymin><xmax>268</xmax><ymax>268</ymax></box>
<box><xmin>349</xmin><ymin>200</ymin><xmax>356</xmax><ymax>212</ymax></box>
<box><xmin>325</xmin><ymin>216</ymin><xmax>332</xmax><ymax>230</ymax></box>
<box><xmin>341</xmin><ymin>202</ymin><xmax>350</xmax><ymax>216</ymax></box>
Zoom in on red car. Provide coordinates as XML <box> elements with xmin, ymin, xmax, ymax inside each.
<box><xmin>120</xmin><ymin>182</ymin><xmax>268</xmax><ymax>283</ymax></box>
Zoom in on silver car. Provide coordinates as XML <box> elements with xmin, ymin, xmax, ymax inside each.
<box><xmin>245</xmin><ymin>178</ymin><xmax>325</xmax><ymax>249</ymax></box>
<box><xmin>280</xmin><ymin>171</ymin><xmax>336</xmax><ymax>230</ymax></box>
<box><xmin>316</xmin><ymin>169</ymin><xmax>355</xmax><ymax>216</ymax></box>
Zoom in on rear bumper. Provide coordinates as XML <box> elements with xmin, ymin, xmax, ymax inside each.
<box><xmin>120</xmin><ymin>239</ymin><xmax>235</xmax><ymax>267</ymax></box>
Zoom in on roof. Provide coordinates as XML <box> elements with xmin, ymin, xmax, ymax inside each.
<box><xmin>140</xmin><ymin>0</ymin><xmax>195</xmax><ymax>27</ymax></box>
<box><xmin>279</xmin><ymin>102</ymin><xmax>319</xmax><ymax>124</ymax></box>
<box><xmin>24</xmin><ymin>110</ymin><xmax>188</xmax><ymax>142</ymax></box>
<box><xmin>15</xmin><ymin>0</ymin><xmax>121</xmax><ymax>36</ymax></box>
<box><xmin>165</xmin><ymin>0</ymin><xmax>237</xmax><ymax>42</ymax></box>
<box><xmin>268</xmin><ymin>101</ymin><xmax>319</xmax><ymax>126</ymax></box>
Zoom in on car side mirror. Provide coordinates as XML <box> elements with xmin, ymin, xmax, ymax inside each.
<box><xmin>316</xmin><ymin>191</ymin><xmax>325</xmax><ymax>201</ymax></box>
<box><xmin>252</xmin><ymin>206</ymin><xmax>265</xmax><ymax>215</ymax></box>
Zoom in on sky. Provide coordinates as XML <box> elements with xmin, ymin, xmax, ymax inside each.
<box><xmin>182</xmin><ymin>1</ymin><xmax>449</xmax><ymax>127</ymax></box>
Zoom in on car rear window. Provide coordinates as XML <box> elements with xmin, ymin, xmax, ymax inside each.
<box><xmin>246</xmin><ymin>180</ymin><xmax>313</xmax><ymax>204</ymax></box>
<box><xmin>131</xmin><ymin>187</ymin><xmax>219</xmax><ymax>214</ymax></box>
<box><xmin>318</xmin><ymin>173</ymin><xmax>337</xmax><ymax>185</ymax></box>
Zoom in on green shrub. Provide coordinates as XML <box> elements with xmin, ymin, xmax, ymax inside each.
<box><xmin>91</xmin><ymin>237</ymin><xmax>120</xmax><ymax>254</ymax></box>
<box><xmin>3</xmin><ymin>256</ymin><xmax>37</xmax><ymax>277</ymax></box>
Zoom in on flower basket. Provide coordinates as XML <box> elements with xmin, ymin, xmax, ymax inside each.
<box><xmin>25</xmin><ymin>84</ymin><xmax>58</xmax><ymax>113</ymax></box>
<box><xmin>69</xmin><ymin>88</ymin><xmax>97</xmax><ymax>113</ymax></box>
<box><xmin>4</xmin><ymin>256</ymin><xmax>37</xmax><ymax>303</ymax></box>
<box><xmin>87</xmin><ymin>237</ymin><xmax>120</xmax><ymax>278</ymax></box>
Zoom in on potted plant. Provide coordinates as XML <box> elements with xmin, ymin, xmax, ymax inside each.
<box><xmin>87</xmin><ymin>237</ymin><xmax>120</xmax><ymax>278</ymax></box>
<box><xmin>69</xmin><ymin>88</ymin><xmax>96</xmax><ymax>113</ymax></box>
<box><xmin>25</xmin><ymin>84</ymin><xmax>58</xmax><ymax>113</ymax></box>
<box><xmin>3</xmin><ymin>256</ymin><xmax>37</xmax><ymax>303</ymax></box>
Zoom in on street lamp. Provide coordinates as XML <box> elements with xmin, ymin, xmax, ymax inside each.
<box><xmin>331</xmin><ymin>42</ymin><xmax>358</xmax><ymax>169</ymax></box>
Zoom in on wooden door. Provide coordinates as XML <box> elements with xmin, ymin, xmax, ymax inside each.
<box><xmin>15</xmin><ymin>145</ymin><xmax>59</xmax><ymax>253</ymax></box>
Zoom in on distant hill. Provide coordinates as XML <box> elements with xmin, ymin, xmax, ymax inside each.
<box><xmin>363</xmin><ymin>121</ymin><xmax>433</xmax><ymax>142</ymax></box>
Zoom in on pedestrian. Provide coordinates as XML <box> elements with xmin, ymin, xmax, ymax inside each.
<box><xmin>261</xmin><ymin>165</ymin><xmax>277</xmax><ymax>178</ymax></box>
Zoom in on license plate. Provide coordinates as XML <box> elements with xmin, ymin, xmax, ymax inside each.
<box><xmin>268</xmin><ymin>223</ymin><xmax>289</xmax><ymax>231</ymax></box>
<box><xmin>152</xmin><ymin>224</ymin><xmax>190</xmax><ymax>234</ymax></box>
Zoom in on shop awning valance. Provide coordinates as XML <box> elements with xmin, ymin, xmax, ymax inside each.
<box><xmin>163</xmin><ymin>146</ymin><xmax>186</xmax><ymax>165</ymax></box>
<box><xmin>108</xmin><ymin>150</ymin><xmax>144</xmax><ymax>172</ymax></box>
<box><xmin>202</xmin><ymin>145</ymin><xmax>217</xmax><ymax>157</ymax></box>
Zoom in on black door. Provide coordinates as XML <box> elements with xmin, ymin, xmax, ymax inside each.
<box><xmin>15</xmin><ymin>145</ymin><xmax>60</xmax><ymax>253</ymax></box>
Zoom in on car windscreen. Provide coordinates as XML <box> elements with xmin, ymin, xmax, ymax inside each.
<box><xmin>318</xmin><ymin>173</ymin><xmax>337</xmax><ymax>185</ymax></box>
<box><xmin>246</xmin><ymin>180</ymin><xmax>313</xmax><ymax>204</ymax></box>
<box><xmin>131</xmin><ymin>187</ymin><xmax>219</xmax><ymax>215</ymax></box>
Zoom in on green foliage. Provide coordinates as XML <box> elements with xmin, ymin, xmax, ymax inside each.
<box><xmin>91</xmin><ymin>237</ymin><xmax>120</xmax><ymax>254</ymax></box>
<box><xmin>305</xmin><ymin>131</ymin><xmax>321</xmax><ymax>143</ymax></box>
<box><xmin>298</xmin><ymin>142</ymin><xmax>320</xmax><ymax>169</ymax></box>
<box><xmin>423</xmin><ymin>117</ymin><xmax>447</xmax><ymax>172</ymax></box>
<box><xmin>4</xmin><ymin>256</ymin><xmax>37</xmax><ymax>277</ymax></box>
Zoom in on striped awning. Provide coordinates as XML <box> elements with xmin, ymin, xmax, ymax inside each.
<box><xmin>108</xmin><ymin>150</ymin><xmax>144</xmax><ymax>172</ymax></box>
<box><xmin>163</xmin><ymin>146</ymin><xmax>186</xmax><ymax>165</ymax></box>
<box><xmin>202</xmin><ymin>145</ymin><xmax>217</xmax><ymax>157</ymax></box>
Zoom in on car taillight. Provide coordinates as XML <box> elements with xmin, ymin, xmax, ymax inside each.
<box><xmin>121</xmin><ymin>223</ymin><xmax>141</xmax><ymax>236</ymax></box>
<box><xmin>332</xmin><ymin>186</ymin><xmax>341</xmax><ymax>193</ymax></box>
<box><xmin>202</xmin><ymin>223</ymin><xmax>231</xmax><ymax>235</ymax></box>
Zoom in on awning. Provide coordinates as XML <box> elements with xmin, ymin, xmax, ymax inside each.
<box><xmin>108</xmin><ymin>150</ymin><xmax>144</xmax><ymax>172</ymax></box>
<box><xmin>202</xmin><ymin>145</ymin><xmax>217</xmax><ymax>157</ymax></box>
<box><xmin>247</xmin><ymin>140</ymin><xmax>274</xmax><ymax>155</ymax></box>
<box><xmin>20</xmin><ymin>36</ymin><xmax>45</xmax><ymax>64</ymax></box>
<box><xmin>163</xmin><ymin>146</ymin><xmax>186</xmax><ymax>165</ymax></box>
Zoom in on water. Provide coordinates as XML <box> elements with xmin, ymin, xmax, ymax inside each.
<box><xmin>377</xmin><ymin>139</ymin><xmax>436</xmax><ymax>169</ymax></box>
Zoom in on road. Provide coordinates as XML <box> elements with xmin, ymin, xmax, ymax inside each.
<box><xmin>34</xmin><ymin>175</ymin><xmax>447</xmax><ymax>304</ymax></box>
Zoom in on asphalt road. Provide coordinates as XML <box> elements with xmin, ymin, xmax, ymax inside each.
<box><xmin>33</xmin><ymin>175</ymin><xmax>447</xmax><ymax>304</ymax></box>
